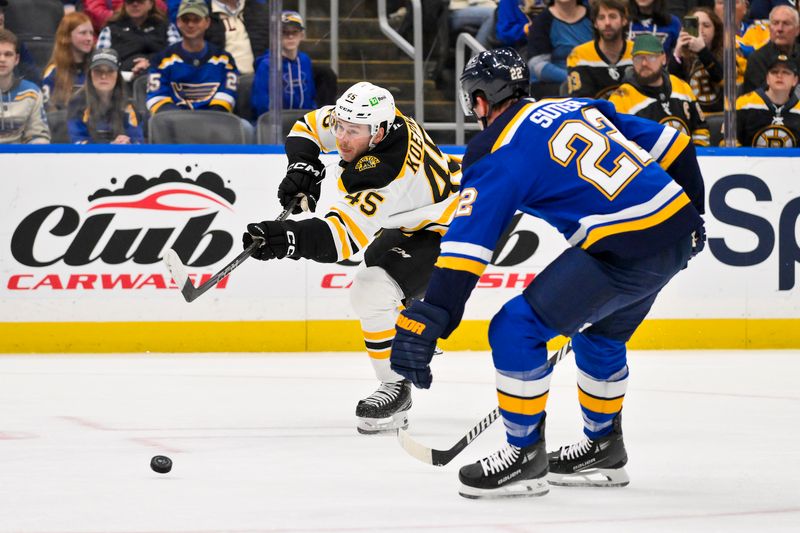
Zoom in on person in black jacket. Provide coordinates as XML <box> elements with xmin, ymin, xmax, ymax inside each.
<box><xmin>741</xmin><ymin>5</ymin><xmax>800</xmax><ymax>94</ymax></box>
<box><xmin>96</xmin><ymin>0</ymin><xmax>178</xmax><ymax>78</ymax></box>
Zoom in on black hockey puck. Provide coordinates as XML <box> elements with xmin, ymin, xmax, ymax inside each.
<box><xmin>150</xmin><ymin>455</ymin><xmax>172</xmax><ymax>474</ymax></box>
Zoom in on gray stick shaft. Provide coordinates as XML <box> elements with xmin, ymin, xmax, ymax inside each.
<box><xmin>165</xmin><ymin>198</ymin><xmax>297</xmax><ymax>303</ymax></box>
<box><xmin>398</xmin><ymin>340</ymin><xmax>573</xmax><ymax>466</ymax></box>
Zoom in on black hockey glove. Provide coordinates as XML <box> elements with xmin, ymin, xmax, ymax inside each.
<box><xmin>390</xmin><ymin>301</ymin><xmax>450</xmax><ymax>389</ymax></box>
<box><xmin>243</xmin><ymin>221</ymin><xmax>295</xmax><ymax>260</ymax></box>
<box><xmin>690</xmin><ymin>225</ymin><xmax>706</xmax><ymax>258</ymax></box>
<box><xmin>278</xmin><ymin>161</ymin><xmax>324</xmax><ymax>214</ymax></box>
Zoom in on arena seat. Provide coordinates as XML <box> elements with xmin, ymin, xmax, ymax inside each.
<box><xmin>234</xmin><ymin>73</ymin><xmax>255</xmax><ymax>121</ymax></box>
<box><xmin>46</xmin><ymin>109</ymin><xmax>69</xmax><ymax>144</ymax></box>
<box><xmin>706</xmin><ymin>113</ymin><xmax>724</xmax><ymax>147</ymax></box>
<box><xmin>4</xmin><ymin>0</ymin><xmax>64</xmax><ymax>40</ymax></box>
<box><xmin>148</xmin><ymin>110</ymin><xmax>251</xmax><ymax>144</ymax></box>
<box><xmin>255</xmin><ymin>109</ymin><xmax>310</xmax><ymax>144</ymax></box>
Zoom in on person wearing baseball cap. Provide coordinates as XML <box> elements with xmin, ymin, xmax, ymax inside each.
<box><xmin>251</xmin><ymin>9</ymin><xmax>317</xmax><ymax>117</ymax></box>
<box><xmin>609</xmin><ymin>33</ymin><xmax>710</xmax><ymax>146</ymax></box>
<box><xmin>146</xmin><ymin>0</ymin><xmax>240</xmax><ymax>114</ymax></box>
<box><xmin>67</xmin><ymin>47</ymin><xmax>144</xmax><ymax>144</ymax></box>
<box><xmin>735</xmin><ymin>53</ymin><xmax>800</xmax><ymax>147</ymax></box>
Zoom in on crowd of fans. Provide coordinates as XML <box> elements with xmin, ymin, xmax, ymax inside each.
<box><xmin>0</xmin><ymin>0</ymin><xmax>336</xmax><ymax>145</ymax></box>
<box><xmin>1</xmin><ymin>0</ymin><xmax>799</xmax><ymax>147</ymax></box>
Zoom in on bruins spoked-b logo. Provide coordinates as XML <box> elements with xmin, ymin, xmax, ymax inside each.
<box><xmin>355</xmin><ymin>155</ymin><xmax>380</xmax><ymax>172</ymax></box>
<box><xmin>753</xmin><ymin>125</ymin><xmax>797</xmax><ymax>147</ymax></box>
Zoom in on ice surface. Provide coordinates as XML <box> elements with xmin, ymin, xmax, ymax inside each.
<box><xmin>1</xmin><ymin>350</ymin><xmax>798</xmax><ymax>532</ymax></box>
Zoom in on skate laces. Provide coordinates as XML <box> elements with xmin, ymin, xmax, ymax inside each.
<box><xmin>362</xmin><ymin>381</ymin><xmax>403</xmax><ymax>407</ymax></box>
<box><xmin>560</xmin><ymin>438</ymin><xmax>593</xmax><ymax>461</ymax></box>
<box><xmin>479</xmin><ymin>445</ymin><xmax>520</xmax><ymax>476</ymax></box>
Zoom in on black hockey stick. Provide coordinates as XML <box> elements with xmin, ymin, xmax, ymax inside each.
<box><xmin>397</xmin><ymin>339</ymin><xmax>573</xmax><ymax>466</ymax></box>
<box><xmin>163</xmin><ymin>198</ymin><xmax>297</xmax><ymax>303</ymax></box>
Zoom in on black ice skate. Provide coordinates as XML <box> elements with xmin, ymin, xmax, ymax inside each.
<box><xmin>547</xmin><ymin>413</ymin><xmax>629</xmax><ymax>487</ymax></box>
<box><xmin>458</xmin><ymin>423</ymin><xmax>549</xmax><ymax>499</ymax></box>
<box><xmin>355</xmin><ymin>380</ymin><xmax>412</xmax><ymax>434</ymax></box>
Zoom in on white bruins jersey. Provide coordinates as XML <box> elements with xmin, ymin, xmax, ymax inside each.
<box><xmin>287</xmin><ymin>105</ymin><xmax>462</xmax><ymax>261</ymax></box>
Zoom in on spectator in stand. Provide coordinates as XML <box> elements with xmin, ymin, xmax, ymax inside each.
<box><xmin>205</xmin><ymin>0</ymin><xmax>269</xmax><ymax>76</ymax></box>
<box><xmin>472</xmin><ymin>0</ymin><xmax>544</xmax><ymax>49</ymax></box>
<box><xmin>748</xmin><ymin>0</ymin><xmax>795</xmax><ymax>22</ymax></box>
<box><xmin>567</xmin><ymin>0</ymin><xmax>632</xmax><ymax>99</ymax></box>
<box><xmin>84</xmin><ymin>0</ymin><xmax>169</xmax><ymax>34</ymax></box>
<box><xmin>146</xmin><ymin>0</ymin><xmax>239</xmax><ymax>114</ymax></box>
<box><xmin>43</xmin><ymin>12</ymin><xmax>95</xmax><ymax>111</ymax></box>
<box><xmin>251</xmin><ymin>10</ymin><xmax>315</xmax><ymax>118</ymax></box>
<box><xmin>528</xmin><ymin>0</ymin><xmax>592</xmax><ymax>96</ymax></box>
<box><xmin>450</xmin><ymin>0</ymin><xmax>497</xmax><ymax>40</ymax></box>
<box><xmin>0</xmin><ymin>0</ymin><xmax>43</xmax><ymax>86</ymax></box>
<box><xmin>609</xmin><ymin>33</ymin><xmax>710</xmax><ymax>145</ymax></box>
<box><xmin>736</xmin><ymin>54</ymin><xmax>800</xmax><ymax>146</ymax></box>
<box><xmin>0</xmin><ymin>29</ymin><xmax>50</xmax><ymax>144</ymax></box>
<box><xmin>714</xmin><ymin>0</ymin><xmax>769</xmax><ymax>58</ymax></box>
<box><xmin>742</xmin><ymin>5</ymin><xmax>800</xmax><ymax>94</ymax></box>
<box><xmin>670</xmin><ymin>7</ymin><xmax>746</xmax><ymax>112</ymax></box>
<box><xmin>96</xmin><ymin>0</ymin><xmax>180</xmax><ymax>79</ymax></box>
<box><xmin>628</xmin><ymin>0</ymin><xmax>682</xmax><ymax>54</ymax></box>
<box><xmin>67</xmin><ymin>48</ymin><xmax>143</xmax><ymax>143</ymax></box>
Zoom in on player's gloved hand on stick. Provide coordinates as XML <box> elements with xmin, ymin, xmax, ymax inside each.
<box><xmin>390</xmin><ymin>301</ymin><xmax>450</xmax><ymax>389</ymax></box>
<box><xmin>690</xmin><ymin>225</ymin><xmax>706</xmax><ymax>258</ymax></box>
<box><xmin>243</xmin><ymin>221</ymin><xmax>294</xmax><ymax>260</ymax></box>
<box><xmin>278</xmin><ymin>161</ymin><xmax>324</xmax><ymax>214</ymax></box>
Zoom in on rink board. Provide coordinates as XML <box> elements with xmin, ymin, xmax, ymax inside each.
<box><xmin>1</xmin><ymin>146</ymin><xmax>799</xmax><ymax>352</ymax></box>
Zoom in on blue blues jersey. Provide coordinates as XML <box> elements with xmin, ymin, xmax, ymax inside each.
<box><xmin>146</xmin><ymin>42</ymin><xmax>239</xmax><ymax>113</ymax></box>
<box><xmin>426</xmin><ymin>97</ymin><xmax>704</xmax><ymax>335</ymax></box>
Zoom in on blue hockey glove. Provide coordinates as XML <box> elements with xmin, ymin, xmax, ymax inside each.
<box><xmin>243</xmin><ymin>221</ymin><xmax>294</xmax><ymax>260</ymax></box>
<box><xmin>691</xmin><ymin>225</ymin><xmax>706</xmax><ymax>258</ymax></box>
<box><xmin>391</xmin><ymin>301</ymin><xmax>450</xmax><ymax>389</ymax></box>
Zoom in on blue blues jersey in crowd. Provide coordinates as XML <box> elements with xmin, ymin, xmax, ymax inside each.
<box><xmin>146</xmin><ymin>42</ymin><xmax>239</xmax><ymax>113</ymax></box>
<box><xmin>426</xmin><ymin>97</ymin><xmax>704</xmax><ymax>335</ymax></box>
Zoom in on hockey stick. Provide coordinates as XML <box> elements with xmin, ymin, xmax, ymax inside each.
<box><xmin>163</xmin><ymin>198</ymin><xmax>297</xmax><ymax>303</ymax></box>
<box><xmin>397</xmin><ymin>339</ymin><xmax>573</xmax><ymax>466</ymax></box>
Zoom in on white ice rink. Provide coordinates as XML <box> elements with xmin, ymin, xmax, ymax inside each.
<box><xmin>1</xmin><ymin>350</ymin><xmax>799</xmax><ymax>533</ymax></box>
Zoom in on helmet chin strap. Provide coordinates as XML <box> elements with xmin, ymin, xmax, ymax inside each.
<box><xmin>368</xmin><ymin>121</ymin><xmax>387</xmax><ymax>150</ymax></box>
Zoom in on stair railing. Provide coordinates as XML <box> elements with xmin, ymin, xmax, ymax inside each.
<box><xmin>453</xmin><ymin>32</ymin><xmax>485</xmax><ymax>144</ymax></box>
<box><xmin>376</xmin><ymin>0</ymin><xmax>423</xmax><ymax>123</ymax></box>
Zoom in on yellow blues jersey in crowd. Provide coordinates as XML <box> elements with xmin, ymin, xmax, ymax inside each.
<box><xmin>735</xmin><ymin>89</ymin><xmax>800</xmax><ymax>147</ymax></box>
<box><xmin>286</xmin><ymin>106</ymin><xmax>462</xmax><ymax>261</ymax></box>
<box><xmin>146</xmin><ymin>42</ymin><xmax>239</xmax><ymax>113</ymax></box>
<box><xmin>609</xmin><ymin>73</ymin><xmax>710</xmax><ymax>146</ymax></box>
<box><xmin>422</xmin><ymin>97</ymin><xmax>703</xmax><ymax>331</ymax></box>
<box><xmin>567</xmin><ymin>40</ymin><xmax>633</xmax><ymax>99</ymax></box>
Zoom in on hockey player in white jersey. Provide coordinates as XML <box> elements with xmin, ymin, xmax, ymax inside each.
<box><xmin>243</xmin><ymin>82</ymin><xmax>461</xmax><ymax>434</ymax></box>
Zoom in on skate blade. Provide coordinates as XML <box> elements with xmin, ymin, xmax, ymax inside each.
<box><xmin>458</xmin><ymin>479</ymin><xmax>549</xmax><ymax>500</ymax></box>
<box><xmin>356</xmin><ymin>413</ymin><xmax>409</xmax><ymax>435</ymax></box>
<box><xmin>547</xmin><ymin>467</ymin><xmax>630</xmax><ymax>487</ymax></box>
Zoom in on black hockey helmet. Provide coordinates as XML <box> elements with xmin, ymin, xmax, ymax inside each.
<box><xmin>458</xmin><ymin>47</ymin><xmax>530</xmax><ymax>117</ymax></box>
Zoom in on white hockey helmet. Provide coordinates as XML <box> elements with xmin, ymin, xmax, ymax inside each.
<box><xmin>334</xmin><ymin>82</ymin><xmax>396</xmax><ymax>139</ymax></box>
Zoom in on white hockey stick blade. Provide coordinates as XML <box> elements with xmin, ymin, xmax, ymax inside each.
<box><xmin>397</xmin><ymin>428</ymin><xmax>433</xmax><ymax>464</ymax></box>
<box><xmin>164</xmin><ymin>249</ymin><xmax>190</xmax><ymax>292</ymax></box>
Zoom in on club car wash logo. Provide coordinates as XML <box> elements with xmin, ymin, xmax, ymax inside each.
<box><xmin>8</xmin><ymin>168</ymin><xmax>237</xmax><ymax>291</ymax></box>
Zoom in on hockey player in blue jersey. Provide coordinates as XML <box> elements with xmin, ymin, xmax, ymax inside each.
<box><xmin>389</xmin><ymin>48</ymin><xmax>706</xmax><ymax>499</ymax></box>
